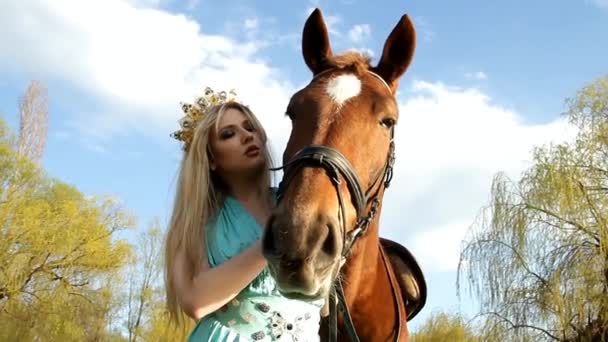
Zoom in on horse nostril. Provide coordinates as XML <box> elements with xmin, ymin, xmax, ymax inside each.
<box><xmin>262</xmin><ymin>216</ymin><xmax>279</xmax><ymax>259</ymax></box>
<box><xmin>320</xmin><ymin>219</ymin><xmax>339</xmax><ymax>259</ymax></box>
<box><xmin>281</xmin><ymin>258</ymin><xmax>303</xmax><ymax>271</ymax></box>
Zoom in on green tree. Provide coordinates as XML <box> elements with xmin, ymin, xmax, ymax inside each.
<box><xmin>139</xmin><ymin>305</ymin><xmax>194</xmax><ymax>342</ymax></box>
<box><xmin>0</xmin><ymin>114</ymin><xmax>134</xmax><ymax>340</ymax></box>
<box><xmin>458</xmin><ymin>75</ymin><xmax>608</xmax><ymax>341</ymax></box>
<box><xmin>124</xmin><ymin>219</ymin><xmax>164</xmax><ymax>342</ymax></box>
<box><xmin>410</xmin><ymin>311</ymin><xmax>483</xmax><ymax>342</ymax></box>
<box><xmin>121</xmin><ymin>219</ymin><xmax>195</xmax><ymax>341</ymax></box>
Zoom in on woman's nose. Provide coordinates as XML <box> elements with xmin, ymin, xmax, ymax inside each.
<box><xmin>241</xmin><ymin>130</ymin><xmax>254</xmax><ymax>143</ymax></box>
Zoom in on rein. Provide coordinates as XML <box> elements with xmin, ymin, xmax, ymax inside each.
<box><xmin>270</xmin><ymin>69</ymin><xmax>397</xmax><ymax>342</ymax></box>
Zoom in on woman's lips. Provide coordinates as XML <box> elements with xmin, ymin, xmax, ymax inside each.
<box><xmin>245</xmin><ymin>145</ymin><xmax>260</xmax><ymax>156</ymax></box>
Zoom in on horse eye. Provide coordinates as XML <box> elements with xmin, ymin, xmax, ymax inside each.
<box><xmin>380</xmin><ymin>117</ymin><xmax>396</xmax><ymax>128</ymax></box>
<box><xmin>285</xmin><ymin>111</ymin><xmax>295</xmax><ymax>120</ymax></box>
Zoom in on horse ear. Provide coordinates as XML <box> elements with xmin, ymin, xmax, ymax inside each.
<box><xmin>302</xmin><ymin>8</ymin><xmax>333</xmax><ymax>75</ymax></box>
<box><xmin>373</xmin><ymin>14</ymin><xmax>416</xmax><ymax>93</ymax></box>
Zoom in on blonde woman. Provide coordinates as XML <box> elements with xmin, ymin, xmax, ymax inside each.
<box><xmin>165</xmin><ymin>88</ymin><xmax>323</xmax><ymax>341</ymax></box>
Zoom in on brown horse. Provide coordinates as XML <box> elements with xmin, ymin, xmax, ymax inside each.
<box><xmin>263</xmin><ymin>8</ymin><xmax>426</xmax><ymax>342</ymax></box>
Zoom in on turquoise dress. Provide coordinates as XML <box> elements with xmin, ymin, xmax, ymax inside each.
<box><xmin>188</xmin><ymin>194</ymin><xmax>324</xmax><ymax>341</ymax></box>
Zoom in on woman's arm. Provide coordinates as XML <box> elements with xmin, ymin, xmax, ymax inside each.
<box><xmin>173</xmin><ymin>239</ymin><xmax>267</xmax><ymax>320</ymax></box>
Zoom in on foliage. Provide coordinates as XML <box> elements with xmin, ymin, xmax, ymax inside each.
<box><xmin>458</xmin><ymin>75</ymin><xmax>608</xmax><ymax>341</ymax></box>
<box><xmin>121</xmin><ymin>219</ymin><xmax>193</xmax><ymax>342</ymax></box>
<box><xmin>410</xmin><ymin>311</ymin><xmax>484</xmax><ymax>342</ymax></box>
<box><xmin>0</xmin><ymin>81</ymin><xmax>199</xmax><ymax>341</ymax></box>
<box><xmin>0</xmin><ymin>115</ymin><xmax>135</xmax><ymax>341</ymax></box>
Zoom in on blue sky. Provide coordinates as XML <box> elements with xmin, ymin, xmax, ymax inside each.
<box><xmin>1</xmin><ymin>0</ymin><xmax>607</xmax><ymax>332</ymax></box>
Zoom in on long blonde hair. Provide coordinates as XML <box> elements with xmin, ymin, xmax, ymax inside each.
<box><xmin>164</xmin><ymin>101</ymin><xmax>274</xmax><ymax>324</ymax></box>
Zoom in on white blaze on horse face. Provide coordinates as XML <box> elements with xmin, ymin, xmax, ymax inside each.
<box><xmin>326</xmin><ymin>74</ymin><xmax>361</xmax><ymax>106</ymax></box>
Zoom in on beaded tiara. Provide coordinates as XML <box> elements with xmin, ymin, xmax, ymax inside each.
<box><xmin>171</xmin><ymin>86</ymin><xmax>238</xmax><ymax>151</ymax></box>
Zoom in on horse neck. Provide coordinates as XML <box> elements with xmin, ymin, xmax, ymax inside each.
<box><xmin>341</xmin><ymin>211</ymin><xmax>382</xmax><ymax>306</ymax></box>
<box><xmin>338</xmin><ymin>200</ymin><xmax>406</xmax><ymax>341</ymax></box>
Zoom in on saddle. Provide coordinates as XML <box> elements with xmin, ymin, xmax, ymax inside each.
<box><xmin>379</xmin><ymin>237</ymin><xmax>427</xmax><ymax>321</ymax></box>
<box><xmin>319</xmin><ymin>238</ymin><xmax>427</xmax><ymax>320</ymax></box>
<box><xmin>319</xmin><ymin>238</ymin><xmax>427</xmax><ymax>341</ymax></box>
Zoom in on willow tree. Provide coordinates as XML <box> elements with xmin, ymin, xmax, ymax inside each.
<box><xmin>0</xmin><ymin>115</ymin><xmax>134</xmax><ymax>341</ymax></box>
<box><xmin>410</xmin><ymin>311</ymin><xmax>484</xmax><ymax>342</ymax></box>
<box><xmin>458</xmin><ymin>75</ymin><xmax>608</xmax><ymax>341</ymax></box>
<box><xmin>124</xmin><ymin>220</ymin><xmax>194</xmax><ymax>342</ymax></box>
<box><xmin>124</xmin><ymin>220</ymin><xmax>164</xmax><ymax>342</ymax></box>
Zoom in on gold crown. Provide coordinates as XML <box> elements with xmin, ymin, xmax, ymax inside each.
<box><xmin>171</xmin><ymin>86</ymin><xmax>238</xmax><ymax>151</ymax></box>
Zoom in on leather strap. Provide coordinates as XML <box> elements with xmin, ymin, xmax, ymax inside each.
<box><xmin>275</xmin><ymin>145</ymin><xmax>367</xmax><ymax>220</ymax></box>
<box><xmin>328</xmin><ymin>279</ymin><xmax>361</xmax><ymax>342</ymax></box>
<box><xmin>379</xmin><ymin>244</ymin><xmax>408</xmax><ymax>341</ymax></box>
<box><xmin>329</xmin><ymin>290</ymin><xmax>338</xmax><ymax>342</ymax></box>
<box><xmin>337</xmin><ymin>279</ymin><xmax>360</xmax><ymax>342</ymax></box>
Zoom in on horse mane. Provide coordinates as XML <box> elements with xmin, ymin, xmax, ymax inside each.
<box><xmin>324</xmin><ymin>51</ymin><xmax>372</xmax><ymax>76</ymax></box>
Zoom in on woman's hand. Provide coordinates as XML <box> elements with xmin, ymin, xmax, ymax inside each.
<box><xmin>173</xmin><ymin>239</ymin><xmax>267</xmax><ymax>320</ymax></box>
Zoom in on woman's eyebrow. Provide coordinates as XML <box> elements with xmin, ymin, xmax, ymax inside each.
<box><xmin>218</xmin><ymin>124</ymin><xmax>236</xmax><ymax>130</ymax></box>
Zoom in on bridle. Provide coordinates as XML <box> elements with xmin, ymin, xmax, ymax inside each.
<box><xmin>270</xmin><ymin>69</ymin><xmax>397</xmax><ymax>342</ymax></box>
<box><xmin>272</xmin><ymin>132</ymin><xmax>395</xmax><ymax>259</ymax></box>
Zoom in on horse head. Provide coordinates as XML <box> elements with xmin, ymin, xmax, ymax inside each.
<box><xmin>263</xmin><ymin>8</ymin><xmax>416</xmax><ymax>301</ymax></box>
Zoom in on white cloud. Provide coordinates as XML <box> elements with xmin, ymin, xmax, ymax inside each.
<box><xmin>410</xmin><ymin>222</ymin><xmax>471</xmax><ymax>272</ymax></box>
<box><xmin>325</xmin><ymin>15</ymin><xmax>343</xmax><ymax>37</ymax></box>
<box><xmin>244</xmin><ymin>18</ymin><xmax>259</xmax><ymax>30</ymax></box>
<box><xmin>185</xmin><ymin>0</ymin><xmax>200</xmax><ymax>11</ymax></box>
<box><xmin>588</xmin><ymin>0</ymin><xmax>608</xmax><ymax>9</ymax></box>
<box><xmin>347</xmin><ymin>24</ymin><xmax>371</xmax><ymax>43</ymax></box>
<box><xmin>92</xmin><ymin>144</ymin><xmax>108</xmax><ymax>154</ymax></box>
<box><xmin>344</xmin><ymin>48</ymin><xmax>375</xmax><ymax>58</ymax></box>
<box><xmin>126</xmin><ymin>0</ymin><xmax>198</xmax><ymax>10</ymax></box>
<box><xmin>304</xmin><ymin>7</ymin><xmax>342</xmax><ymax>37</ymax></box>
<box><xmin>0</xmin><ymin>0</ymin><xmax>294</xmax><ymax>157</ymax></box>
<box><xmin>0</xmin><ymin>0</ymin><xmax>581</xmax><ymax>276</ymax></box>
<box><xmin>126</xmin><ymin>0</ymin><xmax>163</xmax><ymax>7</ymax></box>
<box><xmin>413</xmin><ymin>16</ymin><xmax>435</xmax><ymax>43</ymax></box>
<box><xmin>379</xmin><ymin>80</ymin><xmax>578</xmax><ymax>272</ymax></box>
<box><xmin>465</xmin><ymin>71</ymin><xmax>487</xmax><ymax>80</ymax></box>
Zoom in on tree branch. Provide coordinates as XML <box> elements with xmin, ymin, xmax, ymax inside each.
<box><xmin>48</xmin><ymin>269</ymin><xmax>90</xmax><ymax>288</ymax></box>
<box><xmin>67</xmin><ymin>291</ymin><xmax>95</xmax><ymax>305</ymax></box>
<box><xmin>19</xmin><ymin>253</ymin><xmax>51</xmax><ymax>293</ymax></box>
<box><xmin>577</xmin><ymin>180</ymin><xmax>606</xmax><ymax>235</ymax></box>
<box><xmin>572</xmin><ymin>163</ymin><xmax>608</xmax><ymax>178</ymax></box>
<box><xmin>482</xmin><ymin>311</ymin><xmax>563</xmax><ymax>341</ymax></box>
<box><xmin>524</xmin><ymin>203</ymin><xmax>599</xmax><ymax>244</ymax></box>
<box><xmin>472</xmin><ymin>239</ymin><xmax>548</xmax><ymax>286</ymax></box>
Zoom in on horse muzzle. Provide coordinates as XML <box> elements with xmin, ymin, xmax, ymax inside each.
<box><xmin>262</xmin><ymin>211</ymin><xmax>343</xmax><ymax>300</ymax></box>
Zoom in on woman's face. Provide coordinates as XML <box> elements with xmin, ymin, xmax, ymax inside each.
<box><xmin>209</xmin><ymin>107</ymin><xmax>266</xmax><ymax>176</ymax></box>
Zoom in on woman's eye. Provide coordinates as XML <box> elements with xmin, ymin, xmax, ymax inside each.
<box><xmin>219</xmin><ymin>129</ymin><xmax>235</xmax><ymax>139</ymax></box>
